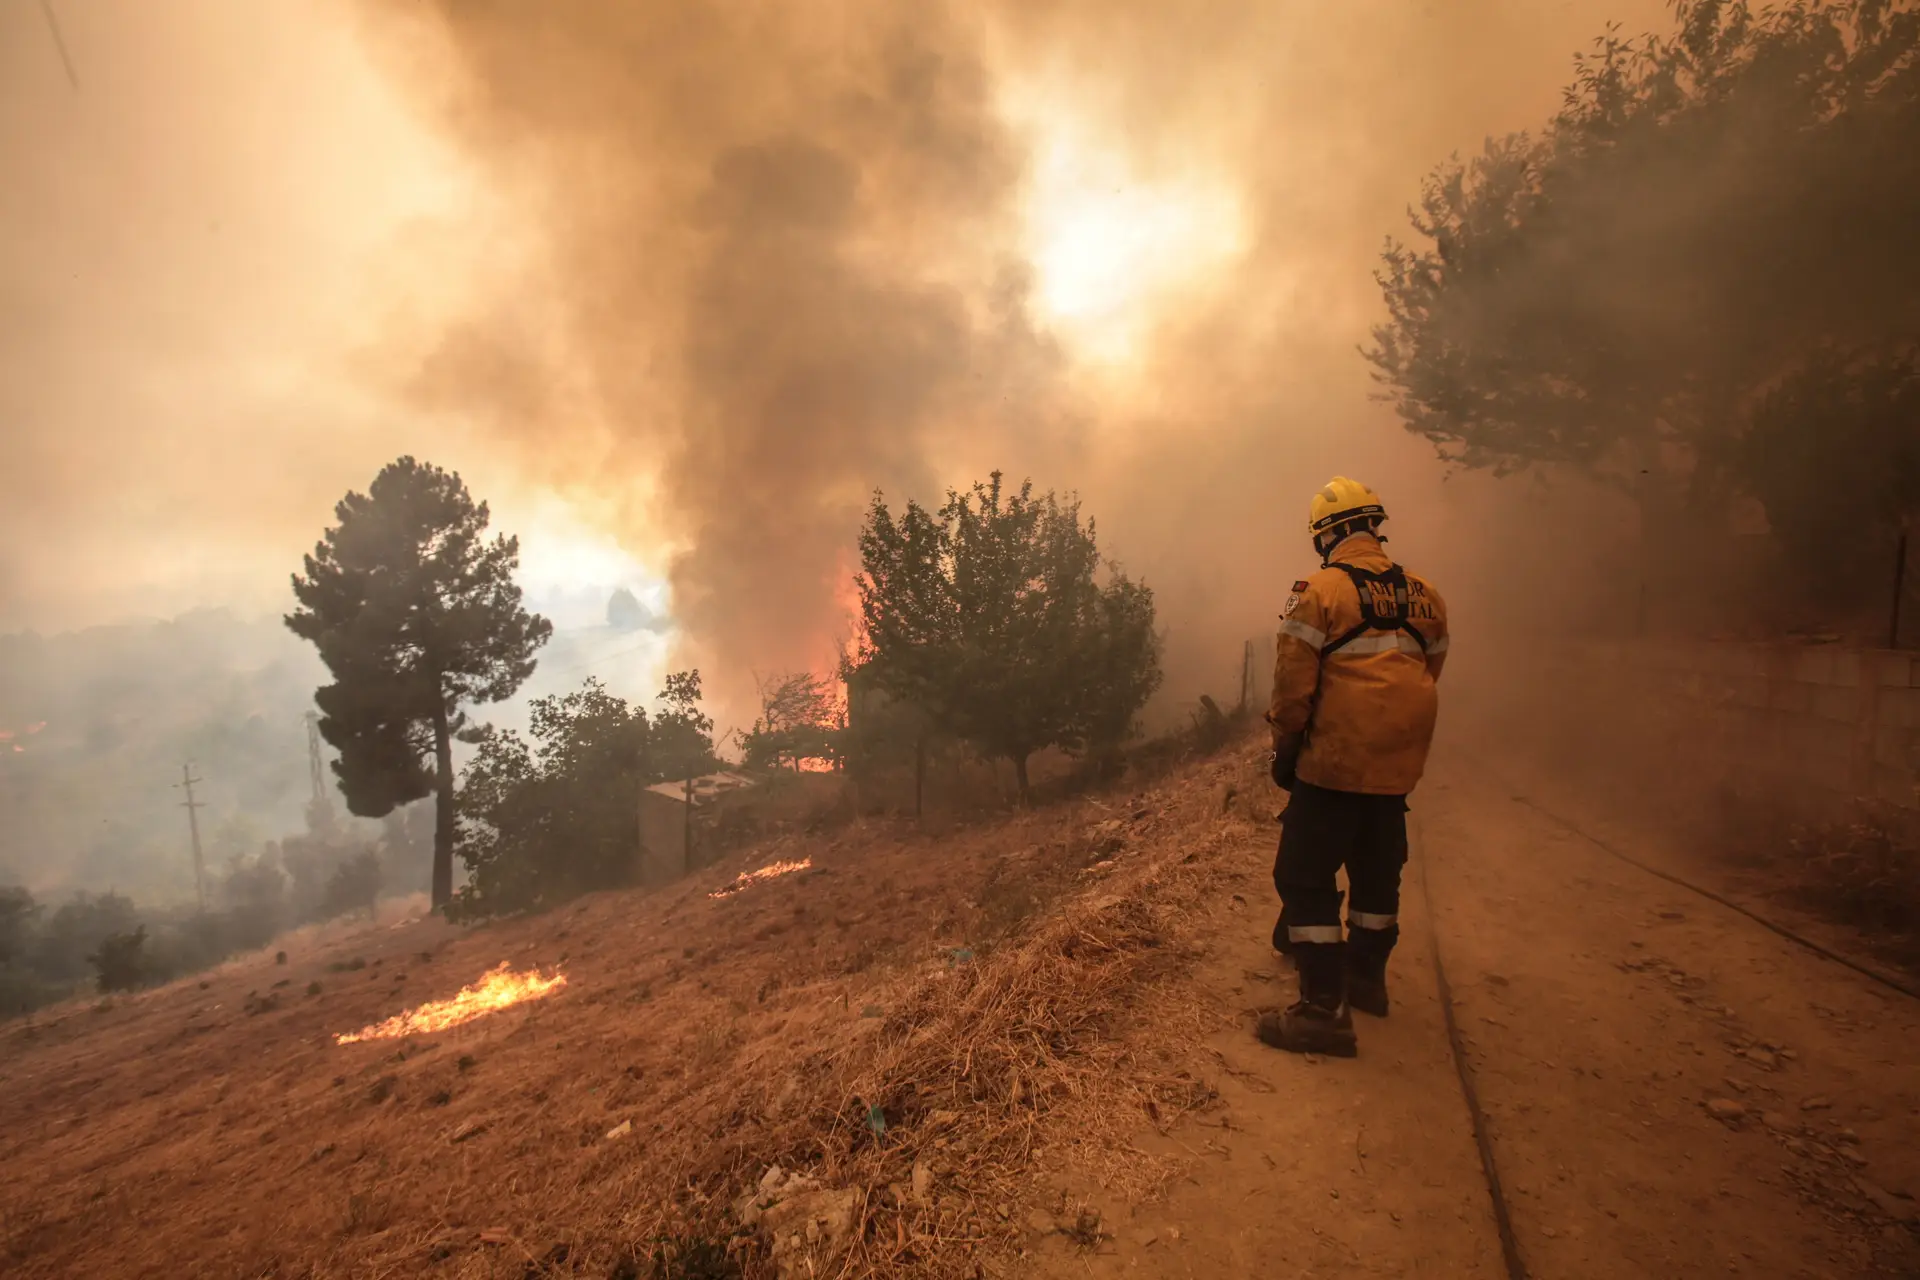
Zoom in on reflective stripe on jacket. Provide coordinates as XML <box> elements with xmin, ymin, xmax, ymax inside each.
<box><xmin>1267</xmin><ymin>536</ymin><xmax>1450</xmax><ymax>795</ymax></box>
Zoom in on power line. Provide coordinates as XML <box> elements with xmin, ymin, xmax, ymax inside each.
<box><xmin>534</xmin><ymin>639</ymin><xmax>661</xmax><ymax>683</ymax></box>
<box><xmin>40</xmin><ymin>0</ymin><xmax>79</xmax><ymax>92</ymax></box>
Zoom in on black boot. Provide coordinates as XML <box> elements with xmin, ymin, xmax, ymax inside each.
<box><xmin>1256</xmin><ymin>1000</ymin><xmax>1357</xmax><ymax>1057</ymax></box>
<box><xmin>1346</xmin><ymin>923</ymin><xmax>1398</xmax><ymax>1019</ymax></box>
<box><xmin>1346</xmin><ymin>970</ymin><xmax>1389</xmax><ymax>1019</ymax></box>
<box><xmin>1255</xmin><ymin>941</ymin><xmax>1355</xmax><ymax>1057</ymax></box>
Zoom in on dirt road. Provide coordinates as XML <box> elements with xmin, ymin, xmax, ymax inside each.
<box><xmin>1027</xmin><ymin>752</ymin><xmax>1920</xmax><ymax>1278</ymax></box>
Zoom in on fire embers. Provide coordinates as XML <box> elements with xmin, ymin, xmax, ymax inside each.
<box><xmin>709</xmin><ymin>859</ymin><xmax>814</xmax><ymax>900</ymax></box>
<box><xmin>333</xmin><ymin>962</ymin><xmax>567</xmax><ymax>1045</ymax></box>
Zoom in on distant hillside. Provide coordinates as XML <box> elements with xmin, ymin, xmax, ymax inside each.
<box><xmin>0</xmin><ymin>607</ymin><xmax>669</xmax><ymax>902</ymax></box>
<box><xmin>0</xmin><ymin>717</ymin><xmax>1263</xmax><ymax>1280</ymax></box>
<box><xmin>0</xmin><ymin>611</ymin><xmax>327</xmax><ymax>900</ymax></box>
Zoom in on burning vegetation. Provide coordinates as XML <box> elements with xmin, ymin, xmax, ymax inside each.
<box><xmin>5</xmin><ymin>0</ymin><xmax>1920</xmax><ymax>1274</ymax></box>
<box><xmin>332</xmin><ymin>962</ymin><xmax>567</xmax><ymax>1045</ymax></box>
<box><xmin>707</xmin><ymin>858</ymin><xmax>814</xmax><ymax>900</ymax></box>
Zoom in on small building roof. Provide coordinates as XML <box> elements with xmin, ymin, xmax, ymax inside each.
<box><xmin>641</xmin><ymin>770</ymin><xmax>760</xmax><ymax>805</ymax></box>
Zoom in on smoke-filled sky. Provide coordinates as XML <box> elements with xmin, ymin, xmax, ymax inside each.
<box><xmin>3</xmin><ymin>0</ymin><xmax>1667</xmax><ymax>718</ymax></box>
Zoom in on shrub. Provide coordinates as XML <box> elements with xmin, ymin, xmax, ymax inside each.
<box><xmin>88</xmin><ymin>926</ymin><xmax>152</xmax><ymax>993</ymax></box>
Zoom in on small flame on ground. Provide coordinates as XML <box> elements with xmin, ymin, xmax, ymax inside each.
<box><xmin>709</xmin><ymin>858</ymin><xmax>814</xmax><ymax>900</ymax></box>
<box><xmin>333</xmin><ymin>962</ymin><xmax>566</xmax><ymax>1045</ymax></box>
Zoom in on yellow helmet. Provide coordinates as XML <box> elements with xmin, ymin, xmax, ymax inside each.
<box><xmin>1308</xmin><ymin>476</ymin><xmax>1387</xmax><ymax>539</ymax></box>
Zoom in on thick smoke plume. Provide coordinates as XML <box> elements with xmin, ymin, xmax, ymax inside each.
<box><xmin>358</xmin><ymin>0</ymin><xmax>1672</xmax><ymax>719</ymax></box>
<box><xmin>0</xmin><ymin>1</ymin><xmax>1670</xmax><ymax>708</ymax></box>
<box><xmin>363</xmin><ymin>1</ymin><xmax>1066</xmax><ymax>709</ymax></box>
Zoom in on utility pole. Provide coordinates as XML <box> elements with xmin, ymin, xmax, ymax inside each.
<box><xmin>1239</xmin><ymin>640</ymin><xmax>1254</xmax><ymax>716</ymax></box>
<box><xmin>682</xmin><ymin>772</ymin><xmax>695</xmax><ymax>873</ymax></box>
<box><xmin>304</xmin><ymin>711</ymin><xmax>335</xmax><ymax>834</ymax></box>
<box><xmin>175</xmin><ymin>763</ymin><xmax>207</xmax><ymax>914</ymax></box>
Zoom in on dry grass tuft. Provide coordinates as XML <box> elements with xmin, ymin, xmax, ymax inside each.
<box><xmin>653</xmin><ymin>858</ymin><xmax>1224</xmax><ymax>1278</ymax></box>
<box><xmin>0</xmin><ymin>735</ymin><xmax>1273</xmax><ymax>1280</ymax></box>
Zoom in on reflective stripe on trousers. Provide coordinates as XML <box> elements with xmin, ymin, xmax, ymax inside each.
<box><xmin>1287</xmin><ymin>924</ymin><xmax>1344</xmax><ymax>944</ymax></box>
<box><xmin>1348</xmin><ymin>911</ymin><xmax>1398</xmax><ymax>930</ymax></box>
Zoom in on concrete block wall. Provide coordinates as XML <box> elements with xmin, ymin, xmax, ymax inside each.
<box><xmin>1611</xmin><ymin>642</ymin><xmax>1920</xmax><ymax>811</ymax></box>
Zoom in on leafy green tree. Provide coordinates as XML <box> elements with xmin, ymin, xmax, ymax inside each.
<box><xmin>377</xmin><ymin>803</ymin><xmax>434</xmax><ymax>897</ymax></box>
<box><xmin>1740</xmin><ymin>349</ymin><xmax>1920</xmax><ymax>595</ymax></box>
<box><xmin>0</xmin><ymin>886</ymin><xmax>39</xmax><ymax>968</ymax></box>
<box><xmin>1078</xmin><ymin>573</ymin><xmax>1164</xmax><ymax>774</ymax></box>
<box><xmin>35</xmin><ymin>891</ymin><xmax>140</xmax><ymax>986</ymax></box>
<box><xmin>839</xmin><ymin>665</ymin><xmax>940</xmax><ymax>818</ymax></box>
<box><xmin>856</xmin><ymin>495</ymin><xmax>957</xmax><ymax>721</ymax></box>
<box><xmin>740</xmin><ymin>671</ymin><xmax>843</xmax><ymax>772</ymax></box>
<box><xmin>220</xmin><ymin>851</ymin><xmax>288</xmax><ymax>934</ymax></box>
<box><xmin>454</xmin><ymin>673</ymin><xmax>713</xmax><ymax>917</ymax></box>
<box><xmin>651</xmin><ymin>670</ymin><xmax>719</xmax><ymax>783</ymax></box>
<box><xmin>856</xmin><ymin>472</ymin><xmax>1162</xmax><ymax>801</ymax></box>
<box><xmin>452</xmin><ymin>728</ymin><xmax>542</xmax><ymax>916</ymax></box>
<box><xmin>287</xmin><ymin>457</ymin><xmax>552</xmax><ymax>910</ymax></box>
<box><xmin>322</xmin><ymin>850</ymin><xmax>383</xmax><ymax>921</ymax></box>
<box><xmin>1367</xmin><ymin>0</ymin><xmax>1920</xmax><ymax>526</ymax></box>
<box><xmin>88</xmin><ymin>925</ymin><xmax>151</xmax><ymax>993</ymax></box>
<box><xmin>278</xmin><ymin>834</ymin><xmax>335</xmax><ymax>923</ymax></box>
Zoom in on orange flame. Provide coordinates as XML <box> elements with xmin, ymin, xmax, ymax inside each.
<box><xmin>0</xmin><ymin>722</ymin><xmax>45</xmax><ymax>753</ymax></box>
<box><xmin>333</xmin><ymin>962</ymin><xmax>566</xmax><ymax>1044</ymax></box>
<box><xmin>709</xmin><ymin>858</ymin><xmax>814</xmax><ymax>900</ymax></box>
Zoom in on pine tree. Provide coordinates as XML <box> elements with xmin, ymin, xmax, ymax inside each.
<box><xmin>287</xmin><ymin>458</ymin><xmax>551</xmax><ymax>910</ymax></box>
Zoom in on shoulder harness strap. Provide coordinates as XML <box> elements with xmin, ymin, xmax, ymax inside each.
<box><xmin>1319</xmin><ymin>562</ymin><xmax>1431</xmax><ymax>657</ymax></box>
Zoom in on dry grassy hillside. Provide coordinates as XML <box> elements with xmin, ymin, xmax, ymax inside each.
<box><xmin>0</xmin><ymin>733</ymin><xmax>1275</xmax><ymax>1279</ymax></box>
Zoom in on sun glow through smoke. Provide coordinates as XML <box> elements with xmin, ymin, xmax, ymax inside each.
<box><xmin>1014</xmin><ymin>110</ymin><xmax>1245</xmax><ymax>365</ymax></box>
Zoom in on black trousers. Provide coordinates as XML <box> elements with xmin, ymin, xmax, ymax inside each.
<box><xmin>1272</xmin><ymin>781</ymin><xmax>1409</xmax><ymax>1004</ymax></box>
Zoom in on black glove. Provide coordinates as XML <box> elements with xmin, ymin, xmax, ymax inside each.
<box><xmin>1269</xmin><ymin>734</ymin><xmax>1302</xmax><ymax>790</ymax></box>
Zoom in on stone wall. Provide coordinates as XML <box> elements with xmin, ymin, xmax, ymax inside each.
<box><xmin>1591</xmin><ymin>641</ymin><xmax>1920</xmax><ymax>812</ymax></box>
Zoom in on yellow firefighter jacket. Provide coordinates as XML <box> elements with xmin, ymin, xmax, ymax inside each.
<box><xmin>1266</xmin><ymin>536</ymin><xmax>1450</xmax><ymax>796</ymax></box>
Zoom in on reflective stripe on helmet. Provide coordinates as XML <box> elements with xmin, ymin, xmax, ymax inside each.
<box><xmin>1279</xmin><ymin>617</ymin><xmax>1327</xmax><ymax>650</ymax></box>
<box><xmin>1428</xmin><ymin>634</ymin><xmax>1450</xmax><ymax>655</ymax></box>
<box><xmin>1287</xmin><ymin>924</ymin><xmax>1345</xmax><ymax>944</ymax></box>
<box><xmin>1348</xmin><ymin>912</ymin><xmax>1398</xmax><ymax>930</ymax></box>
<box><xmin>1310</xmin><ymin>502</ymin><xmax>1385</xmax><ymax>533</ymax></box>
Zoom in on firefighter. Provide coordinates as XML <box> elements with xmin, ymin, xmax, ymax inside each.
<box><xmin>1258</xmin><ymin>476</ymin><xmax>1450</xmax><ymax>1057</ymax></box>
